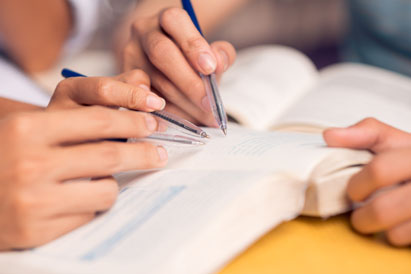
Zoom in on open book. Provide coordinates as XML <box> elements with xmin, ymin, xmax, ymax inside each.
<box><xmin>220</xmin><ymin>45</ymin><xmax>411</xmax><ymax>216</ymax></box>
<box><xmin>1</xmin><ymin>46</ymin><xmax>410</xmax><ymax>274</ymax></box>
<box><xmin>0</xmin><ymin>127</ymin><xmax>372</xmax><ymax>274</ymax></box>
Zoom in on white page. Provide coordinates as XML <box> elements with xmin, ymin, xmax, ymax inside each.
<box><xmin>274</xmin><ymin>63</ymin><xmax>411</xmax><ymax>132</ymax></box>
<box><xmin>220</xmin><ymin>46</ymin><xmax>318</xmax><ymax>130</ymax></box>
<box><xmin>0</xmin><ymin>128</ymin><xmax>354</xmax><ymax>274</ymax></box>
<box><xmin>0</xmin><ymin>57</ymin><xmax>50</xmax><ymax>106</ymax></box>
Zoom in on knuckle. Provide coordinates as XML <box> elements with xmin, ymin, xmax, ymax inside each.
<box><xmin>7</xmin><ymin>114</ymin><xmax>34</xmax><ymax>138</ymax></box>
<box><xmin>366</xmin><ymin>157</ymin><xmax>388</xmax><ymax>188</ymax></box>
<box><xmin>54</xmin><ymin>79</ymin><xmax>72</xmax><ymax>96</ymax></box>
<box><xmin>87</xmin><ymin>107</ymin><xmax>114</xmax><ymax>132</ymax></box>
<box><xmin>160</xmin><ymin>7</ymin><xmax>186</xmax><ymax>26</ymax></box>
<box><xmin>361</xmin><ymin>117</ymin><xmax>379</xmax><ymax>127</ymax></box>
<box><xmin>188</xmin><ymin>78</ymin><xmax>204</xmax><ymax>94</ymax></box>
<box><xmin>386</xmin><ymin>229</ymin><xmax>407</xmax><ymax>247</ymax></box>
<box><xmin>185</xmin><ymin>36</ymin><xmax>206</xmax><ymax>53</ymax></box>
<box><xmin>128</xmin><ymin>69</ymin><xmax>149</xmax><ymax>83</ymax></box>
<box><xmin>138</xmin><ymin>143</ymin><xmax>159</xmax><ymax>169</ymax></box>
<box><xmin>12</xmin><ymin>159</ymin><xmax>41</xmax><ymax>185</ymax></box>
<box><xmin>13</xmin><ymin>226</ymin><xmax>38</xmax><ymax>248</ymax></box>
<box><xmin>99</xmin><ymin>182</ymin><xmax>119</xmax><ymax>209</ymax></box>
<box><xmin>99</xmin><ymin>143</ymin><xmax>123</xmax><ymax>172</ymax></box>
<box><xmin>146</xmin><ymin>35</ymin><xmax>170</xmax><ymax>64</ymax></box>
<box><xmin>369</xmin><ymin>196</ymin><xmax>391</xmax><ymax>226</ymax></box>
<box><xmin>96</xmin><ymin>78</ymin><xmax>115</xmax><ymax>100</ymax></box>
<box><xmin>128</xmin><ymin>89</ymin><xmax>145</xmax><ymax>109</ymax></box>
<box><xmin>131</xmin><ymin>18</ymin><xmax>147</xmax><ymax>36</ymax></box>
<box><xmin>10</xmin><ymin>190</ymin><xmax>36</xmax><ymax>222</ymax></box>
<box><xmin>123</xmin><ymin>43</ymin><xmax>136</xmax><ymax>60</ymax></box>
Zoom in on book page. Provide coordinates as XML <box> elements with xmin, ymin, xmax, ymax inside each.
<box><xmin>273</xmin><ymin>63</ymin><xmax>411</xmax><ymax>132</ymax></box>
<box><xmin>220</xmin><ymin>46</ymin><xmax>318</xmax><ymax>130</ymax></box>
<box><xmin>0</xmin><ymin>127</ymin><xmax>361</xmax><ymax>274</ymax></box>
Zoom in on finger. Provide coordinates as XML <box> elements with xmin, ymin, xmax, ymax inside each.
<box><xmin>50</xmin><ymin>178</ymin><xmax>119</xmax><ymax>214</ymax></box>
<box><xmin>114</xmin><ymin>69</ymin><xmax>151</xmax><ymax>88</ymax></box>
<box><xmin>159</xmin><ymin>7</ymin><xmax>217</xmax><ymax>75</ymax></box>
<box><xmin>351</xmin><ymin>182</ymin><xmax>411</xmax><ymax>234</ymax></box>
<box><xmin>63</xmin><ymin>76</ymin><xmax>165</xmax><ymax>112</ymax></box>
<box><xmin>151</xmin><ymin>71</ymin><xmax>216</xmax><ymax>126</ymax></box>
<box><xmin>210</xmin><ymin>41</ymin><xmax>236</xmax><ymax>75</ymax></box>
<box><xmin>39</xmin><ymin>214</ymin><xmax>95</xmax><ymax>247</ymax></box>
<box><xmin>39</xmin><ymin>107</ymin><xmax>159</xmax><ymax>144</ymax></box>
<box><xmin>347</xmin><ymin>148</ymin><xmax>411</xmax><ymax>201</ymax></box>
<box><xmin>53</xmin><ymin>141</ymin><xmax>168</xmax><ymax>180</ymax></box>
<box><xmin>386</xmin><ymin>219</ymin><xmax>411</xmax><ymax>247</ymax></box>
<box><xmin>324</xmin><ymin>118</ymin><xmax>411</xmax><ymax>153</ymax></box>
<box><xmin>141</xmin><ymin>29</ymin><xmax>209</xmax><ymax>113</ymax></box>
<box><xmin>13</xmin><ymin>213</ymin><xmax>94</xmax><ymax>249</ymax></box>
<box><xmin>121</xmin><ymin>41</ymin><xmax>147</xmax><ymax>72</ymax></box>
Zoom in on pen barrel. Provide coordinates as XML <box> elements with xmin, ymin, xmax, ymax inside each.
<box><xmin>152</xmin><ymin>110</ymin><xmax>205</xmax><ymax>137</ymax></box>
<box><xmin>201</xmin><ymin>73</ymin><xmax>227</xmax><ymax>129</ymax></box>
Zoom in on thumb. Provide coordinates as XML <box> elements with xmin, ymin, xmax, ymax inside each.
<box><xmin>323</xmin><ymin>118</ymin><xmax>411</xmax><ymax>153</ymax></box>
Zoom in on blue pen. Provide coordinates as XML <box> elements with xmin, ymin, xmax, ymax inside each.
<box><xmin>181</xmin><ymin>0</ymin><xmax>228</xmax><ymax>136</ymax></box>
<box><xmin>61</xmin><ymin>69</ymin><xmax>206</xmax><ymax>146</ymax></box>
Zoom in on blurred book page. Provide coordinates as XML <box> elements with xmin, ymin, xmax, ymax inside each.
<box><xmin>275</xmin><ymin>63</ymin><xmax>411</xmax><ymax>132</ymax></box>
<box><xmin>220</xmin><ymin>46</ymin><xmax>318</xmax><ymax>130</ymax></box>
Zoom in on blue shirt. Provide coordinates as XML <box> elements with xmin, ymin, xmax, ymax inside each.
<box><xmin>344</xmin><ymin>0</ymin><xmax>411</xmax><ymax>76</ymax></box>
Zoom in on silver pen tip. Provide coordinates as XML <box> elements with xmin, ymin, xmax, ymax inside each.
<box><xmin>222</xmin><ymin>127</ymin><xmax>227</xmax><ymax>136</ymax></box>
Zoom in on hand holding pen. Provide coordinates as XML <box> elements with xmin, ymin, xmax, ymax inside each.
<box><xmin>119</xmin><ymin>4</ymin><xmax>236</xmax><ymax>129</ymax></box>
<box><xmin>60</xmin><ymin>69</ymin><xmax>208</xmax><ymax>145</ymax></box>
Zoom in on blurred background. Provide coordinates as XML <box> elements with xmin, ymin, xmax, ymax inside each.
<box><xmin>92</xmin><ymin>0</ymin><xmax>346</xmax><ymax>69</ymax></box>
<box><xmin>33</xmin><ymin>0</ymin><xmax>350</xmax><ymax>92</ymax></box>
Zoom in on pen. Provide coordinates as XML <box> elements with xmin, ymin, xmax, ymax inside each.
<box><xmin>112</xmin><ymin>133</ymin><xmax>205</xmax><ymax>146</ymax></box>
<box><xmin>61</xmin><ymin>68</ymin><xmax>210</xmax><ymax>139</ymax></box>
<box><xmin>181</xmin><ymin>0</ymin><xmax>228</xmax><ymax>136</ymax></box>
<box><xmin>138</xmin><ymin>134</ymin><xmax>205</xmax><ymax>146</ymax></box>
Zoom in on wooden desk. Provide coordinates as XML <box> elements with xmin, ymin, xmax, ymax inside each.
<box><xmin>220</xmin><ymin>214</ymin><xmax>411</xmax><ymax>274</ymax></box>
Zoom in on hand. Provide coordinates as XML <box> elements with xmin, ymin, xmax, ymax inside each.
<box><xmin>48</xmin><ymin>70</ymin><xmax>166</xmax><ymax>113</ymax></box>
<box><xmin>0</xmin><ymin>107</ymin><xmax>168</xmax><ymax>250</ymax></box>
<box><xmin>324</xmin><ymin>118</ymin><xmax>411</xmax><ymax>246</ymax></box>
<box><xmin>121</xmin><ymin>7</ymin><xmax>236</xmax><ymax>126</ymax></box>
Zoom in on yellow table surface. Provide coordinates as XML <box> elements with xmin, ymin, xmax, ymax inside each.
<box><xmin>220</xmin><ymin>214</ymin><xmax>411</xmax><ymax>274</ymax></box>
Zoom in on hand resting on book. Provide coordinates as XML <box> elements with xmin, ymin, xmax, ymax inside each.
<box><xmin>324</xmin><ymin>118</ymin><xmax>411</xmax><ymax>247</ymax></box>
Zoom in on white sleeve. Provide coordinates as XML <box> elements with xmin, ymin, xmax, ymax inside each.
<box><xmin>64</xmin><ymin>0</ymin><xmax>104</xmax><ymax>56</ymax></box>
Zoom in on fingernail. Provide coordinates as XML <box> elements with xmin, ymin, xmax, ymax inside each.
<box><xmin>201</xmin><ymin>96</ymin><xmax>211</xmax><ymax>112</ymax></box>
<box><xmin>156</xmin><ymin>146</ymin><xmax>168</xmax><ymax>162</ymax></box>
<box><xmin>146</xmin><ymin>95</ymin><xmax>166</xmax><ymax>110</ymax></box>
<box><xmin>145</xmin><ymin>115</ymin><xmax>158</xmax><ymax>131</ymax></box>
<box><xmin>198</xmin><ymin>53</ymin><xmax>217</xmax><ymax>74</ymax></box>
<box><xmin>219</xmin><ymin>50</ymin><xmax>229</xmax><ymax>71</ymax></box>
<box><xmin>139</xmin><ymin>84</ymin><xmax>150</xmax><ymax>91</ymax></box>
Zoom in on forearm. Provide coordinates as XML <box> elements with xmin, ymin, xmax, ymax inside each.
<box><xmin>0</xmin><ymin>98</ymin><xmax>44</xmax><ymax>119</ymax></box>
<box><xmin>0</xmin><ymin>0</ymin><xmax>73</xmax><ymax>73</ymax></box>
